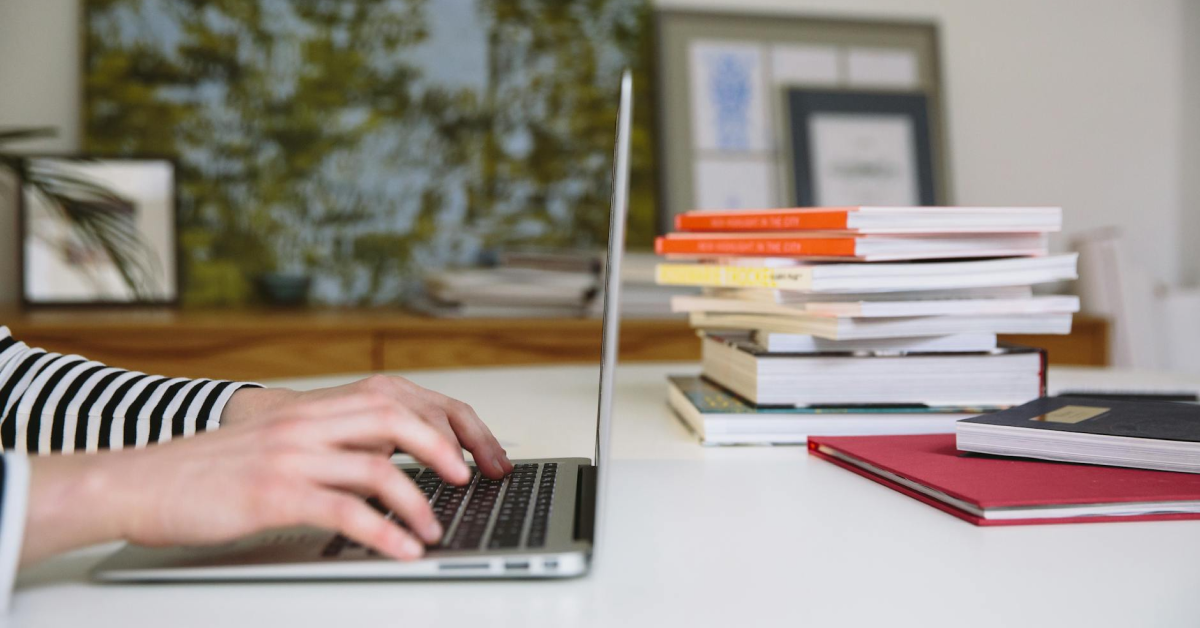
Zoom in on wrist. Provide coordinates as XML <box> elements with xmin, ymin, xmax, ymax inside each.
<box><xmin>22</xmin><ymin>453</ymin><xmax>126</xmax><ymax>566</ymax></box>
<box><xmin>220</xmin><ymin>387</ymin><xmax>298</xmax><ymax>427</ymax></box>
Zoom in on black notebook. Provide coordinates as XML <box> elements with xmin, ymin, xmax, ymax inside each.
<box><xmin>956</xmin><ymin>396</ymin><xmax>1200</xmax><ymax>474</ymax></box>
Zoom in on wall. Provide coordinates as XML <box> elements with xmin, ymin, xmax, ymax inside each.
<box><xmin>0</xmin><ymin>0</ymin><xmax>81</xmax><ymax>306</ymax></box>
<box><xmin>0</xmin><ymin>0</ymin><xmax>1195</xmax><ymax>305</ymax></box>
<box><xmin>1183</xmin><ymin>0</ymin><xmax>1200</xmax><ymax>286</ymax></box>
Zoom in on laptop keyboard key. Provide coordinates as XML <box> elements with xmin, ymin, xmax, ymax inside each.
<box><xmin>487</xmin><ymin>464</ymin><xmax>539</xmax><ymax>549</ymax></box>
<box><xmin>526</xmin><ymin>465</ymin><xmax>557</xmax><ymax>548</ymax></box>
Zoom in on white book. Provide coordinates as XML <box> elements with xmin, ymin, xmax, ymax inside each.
<box><xmin>690</xmin><ymin>311</ymin><xmax>1074</xmax><ymax>340</ymax></box>
<box><xmin>673</xmin><ymin>294</ymin><xmax>1079</xmax><ymax>318</ymax></box>
<box><xmin>701</xmin><ymin>336</ymin><xmax>1045</xmax><ymax>406</ymax></box>
<box><xmin>656</xmin><ymin>253</ymin><xmax>1078</xmax><ymax>293</ymax></box>
<box><xmin>667</xmin><ymin>375</ymin><xmax>981</xmax><ymax>446</ymax></box>
<box><xmin>750</xmin><ymin>331</ymin><xmax>998</xmax><ymax>354</ymax></box>
<box><xmin>707</xmin><ymin>285</ymin><xmax>1034</xmax><ymax>304</ymax></box>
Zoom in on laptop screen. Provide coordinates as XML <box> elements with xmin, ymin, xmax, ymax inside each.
<box><xmin>590</xmin><ymin>69</ymin><xmax>632</xmax><ymax>548</ymax></box>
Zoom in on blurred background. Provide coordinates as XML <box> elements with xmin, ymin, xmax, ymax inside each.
<box><xmin>1</xmin><ymin>0</ymin><xmax>1199</xmax><ymax>378</ymax></box>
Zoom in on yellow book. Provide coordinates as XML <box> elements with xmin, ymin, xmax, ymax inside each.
<box><xmin>654</xmin><ymin>254</ymin><xmax>1079</xmax><ymax>294</ymax></box>
<box><xmin>655</xmin><ymin>264</ymin><xmax>813</xmax><ymax>290</ymax></box>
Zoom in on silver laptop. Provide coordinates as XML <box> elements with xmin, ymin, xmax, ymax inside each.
<box><xmin>91</xmin><ymin>70</ymin><xmax>632</xmax><ymax>582</ymax></box>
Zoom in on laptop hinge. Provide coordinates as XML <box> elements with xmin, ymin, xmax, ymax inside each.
<box><xmin>573</xmin><ymin>465</ymin><xmax>598</xmax><ymax>543</ymax></box>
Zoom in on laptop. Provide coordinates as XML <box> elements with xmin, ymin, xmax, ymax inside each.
<box><xmin>91</xmin><ymin>69</ymin><xmax>632</xmax><ymax>582</ymax></box>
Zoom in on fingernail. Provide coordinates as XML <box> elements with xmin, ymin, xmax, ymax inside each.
<box><xmin>425</xmin><ymin>520</ymin><xmax>443</xmax><ymax>542</ymax></box>
<box><xmin>399</xmin><ymin>535</ymin><xmax>424</xmax><ymax>559</ymax></box>
<box><xmin>493</xmin><ymin>456</ymin><xmax>508</xmax><ymax>474</ymax></box>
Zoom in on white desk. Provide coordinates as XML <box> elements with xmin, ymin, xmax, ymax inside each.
<box><xmin>13</xmin><ymin>364</ymin><xmax>1200</xmax><ymax>627</ymax></box>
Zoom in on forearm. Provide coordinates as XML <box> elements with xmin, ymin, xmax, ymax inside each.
<box><xmin>20</xmin><ymin>454</ymin><xmax>127</xmax><ymax>566</ymax></box>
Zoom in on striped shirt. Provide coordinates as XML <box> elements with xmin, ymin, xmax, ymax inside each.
<box><xmin>0</xmin><ymin>325</ymin><xmax>258</xmax><ymax>611</ymax></box>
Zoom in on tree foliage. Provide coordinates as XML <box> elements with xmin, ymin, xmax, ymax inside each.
<box><xmin>84</xmin><ymin>0</ymin><xmax>656</xmax><ymax>306</ymax></box>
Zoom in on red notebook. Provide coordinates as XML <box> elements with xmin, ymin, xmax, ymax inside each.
<box><xmin>809</xmin><ymin>434</ymin><xmax>1200</xmax><ymax>526</ymax></box>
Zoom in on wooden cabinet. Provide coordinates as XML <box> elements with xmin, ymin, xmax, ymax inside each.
<box><xmin>2</xmin><ymin>309</ymin><xmax>1109</xmax><ymax>381</ymax></box>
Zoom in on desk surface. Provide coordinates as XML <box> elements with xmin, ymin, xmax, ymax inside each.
<box><xmin>13</xmin><ymin>364</ymin><xmax>1200</xmax><ymax>627</ymax></box>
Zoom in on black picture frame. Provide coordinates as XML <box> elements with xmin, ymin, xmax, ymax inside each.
<box><xmin>785</xmin><ymin>89</ymin><xmax>938</xmax><ymax>207</ymax></box>
<box><xmin>17</xmin><ymin>155</ymin><xmax>182</xmax><ymax>310</ymax></box>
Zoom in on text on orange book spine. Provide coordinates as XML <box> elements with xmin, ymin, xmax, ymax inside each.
<box><xmin>653</xmin><ymin>236</ymin><xmax>858</xmax><ymax>257</ymax></box>
<box><xmin>674</xmin><ymin>211</ymin><xmax>850</xmax><ymax>232</ymax></box>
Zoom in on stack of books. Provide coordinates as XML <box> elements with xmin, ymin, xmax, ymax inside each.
<box><xmin>419</xmin><ymin>251</ymin><xmax>600</xmax><ymax>318</ymax></box>
<box><xmin>420</xmin><ymin>250</ymin><xmax>698</xmax><ymax>319</ymax></box>
<box><xmin>656</xmin><ymin>206</ymin><xmax>1080</xmax><ymax>445</ymax></box>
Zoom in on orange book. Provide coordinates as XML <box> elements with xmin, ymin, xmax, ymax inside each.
<box><xmin>675</xmin><ymin>208</ymin><xmax>851</xmax><ymax>232</ymax></box>
<box><xmin>655</xmin><ymin>234</ymin><xmax>857</xmax><ymax>257</ymax></box>
<box><xmin>654</xmin><ymin>232</ymin><xmax>1050</xmax><ymax>261</ymax></box>
<box><xmin>673</xmin><ymin>206</ymin><xmax>1063</xmax><ymax>234</ymax></box>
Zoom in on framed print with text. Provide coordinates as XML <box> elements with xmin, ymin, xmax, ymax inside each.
<box><xmin>785</xmin><ymin>89</ymin><xmax>937</xmax><ymax>207</ymax></box>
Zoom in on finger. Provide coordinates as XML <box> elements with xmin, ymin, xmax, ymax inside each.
<box><xmin>294</xmin><ymin>452</ymin><xmax>442</xmax><ymax>544</ymax></box>
<box><xmin>402</xmin><ymin>397</ymin><xmax>465</xmax><ymax>461</ymax></box>
<box><xmin>292</xmin><ymin>403</ymin><xmax>471</xmax><ymax>484</ymax></box>
<box><xmin>427</xmin><ymin>393</ymin><xmax>511</xmax><ymax>478</ymax></box>
<box><xmin>287</xmin><ymin>487</ymin><xmax>426</xmax><ymax>561</ymax></box>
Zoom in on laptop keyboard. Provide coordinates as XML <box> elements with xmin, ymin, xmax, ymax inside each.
<box><xmin>321</xmin><ymin>462</ymin><xmax>558</xmax><ymax>558</ymax></box>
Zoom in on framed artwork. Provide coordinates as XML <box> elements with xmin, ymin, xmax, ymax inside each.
<box><xmin>655</xmin><ymin>10</ymin><xmax>949</xmax><ymax>225</ymax></box>
<box><xmin>18</xmin><ymin>157</ymin><xmax>179</xmax><ymax>308</ymax></box>
<box><xmin>784</xmin><ymin>89</ymin><xmax>935</xmax><ymax>206</ymax></box>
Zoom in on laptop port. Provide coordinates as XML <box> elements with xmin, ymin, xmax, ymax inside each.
<box><xmin>544</xmin><ymin>559</ymin><xmax>558</xmax><ymax>570</ymax></box>
<box><xmin>438</xmin><ymin>563</ymin><xmax>488</xmax><ymax>571</ymax></box>
<box><xmin>504</xmin><ymin>561</ymin><xmax>530</xmax><ymax>571</ymax></box>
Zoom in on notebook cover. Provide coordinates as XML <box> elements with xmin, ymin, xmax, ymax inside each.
<box><xmin>808</xmin><ymin>434</ymin><xmax>1200</xmax><ymax>526</ymax></box>
<box><xmin>957</xmin><ymin>395</ymin><xmax>1200</xmax><ymax>443</ymax></box>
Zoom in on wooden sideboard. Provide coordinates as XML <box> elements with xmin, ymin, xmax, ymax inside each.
<box><xmin>1</xmin><ymin>309</ymin><xmax>1109</xmax><ymax>381</ymax></box>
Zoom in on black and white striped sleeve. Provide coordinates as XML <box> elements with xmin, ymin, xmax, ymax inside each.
<box><xmin>0</xmin><ymin>326</ymin><xmax>259</xmax><ymax>611</ymax></box>
<box><xmin>0</xmin><ymin>326</ymin><xmax>261</xmax><ymax>454</ymax></box>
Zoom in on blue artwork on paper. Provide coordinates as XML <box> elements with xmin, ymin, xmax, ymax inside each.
<box><xmin>708</xmin><ymin>52</ymin><xmax>754</xmax><ymax>150</ymax></box>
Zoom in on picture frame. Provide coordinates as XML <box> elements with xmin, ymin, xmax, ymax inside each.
<box><xmin>784</xmin><ymin>89</ymin><xmax>937</xmax><ymax>206</ymax></box>
<box><xmin>17</xmin><ymin>156</ymin><xmax>181</xmax><ymax>309</ymax></box>
<box><xmin>655</xmin><ymin>10</ymin><xmax>949</xmax><ymax>226</ymax></box>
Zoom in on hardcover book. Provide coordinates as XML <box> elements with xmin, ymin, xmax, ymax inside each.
<box><xmin>809</xmin><ymin>433</ymin><xmax>1200</xmax><ymax>525</ymax></box>
<box><xmin>957</xmin><ymin>396</ymin><xmax>1200</xmax><ymax>474</ymax></box>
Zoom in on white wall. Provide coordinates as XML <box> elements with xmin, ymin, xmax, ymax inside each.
<box><xmin>1182</xmin><ymin>0</ymin><xmax>1200</xmax><ymax>286</ymax></box>
<box><xmin>0</xmin><ymin>0</ymin><xmax>81</xmax><ymax>306</ymax></box>
<box><xmin>0</xmin><ymin>0</ymin><xmax>1195</xmax><ymax>306</ymax></box>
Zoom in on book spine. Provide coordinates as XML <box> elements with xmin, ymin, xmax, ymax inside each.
<box><xmin>654</xmin><ymin>236</ymin><xmax>858</xmax><ymax>257</ymax></box>
<box><xmin>675</xmin><ymin>211</ymin><xmax>850</xmax><ymax>232</ymax></box>
<box><xmin>654</xmin><ymin>264</ymin><xmax>813</xmax><ymax>290</ymax></box>
<box><xmin>1038</xmin><ymin>347</ymin><xmax>1048</xmax><ymax>397</ymax></box>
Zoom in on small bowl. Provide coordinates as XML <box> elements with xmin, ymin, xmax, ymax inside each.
<box><xmin>258</xmin><ymin>273</ymin><xmax>312</xmax><ymax>307</ymax></box>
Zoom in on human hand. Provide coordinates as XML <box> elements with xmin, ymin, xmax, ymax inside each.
<box><xmin>22</xmin><ymin>392</ymin><xmax>480</xmax><ymax>566</ymax></box>
<box><xmin>223</xmin><ymin>374</ymin><xmax>513</xmax><ymax>478</ymax></box>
